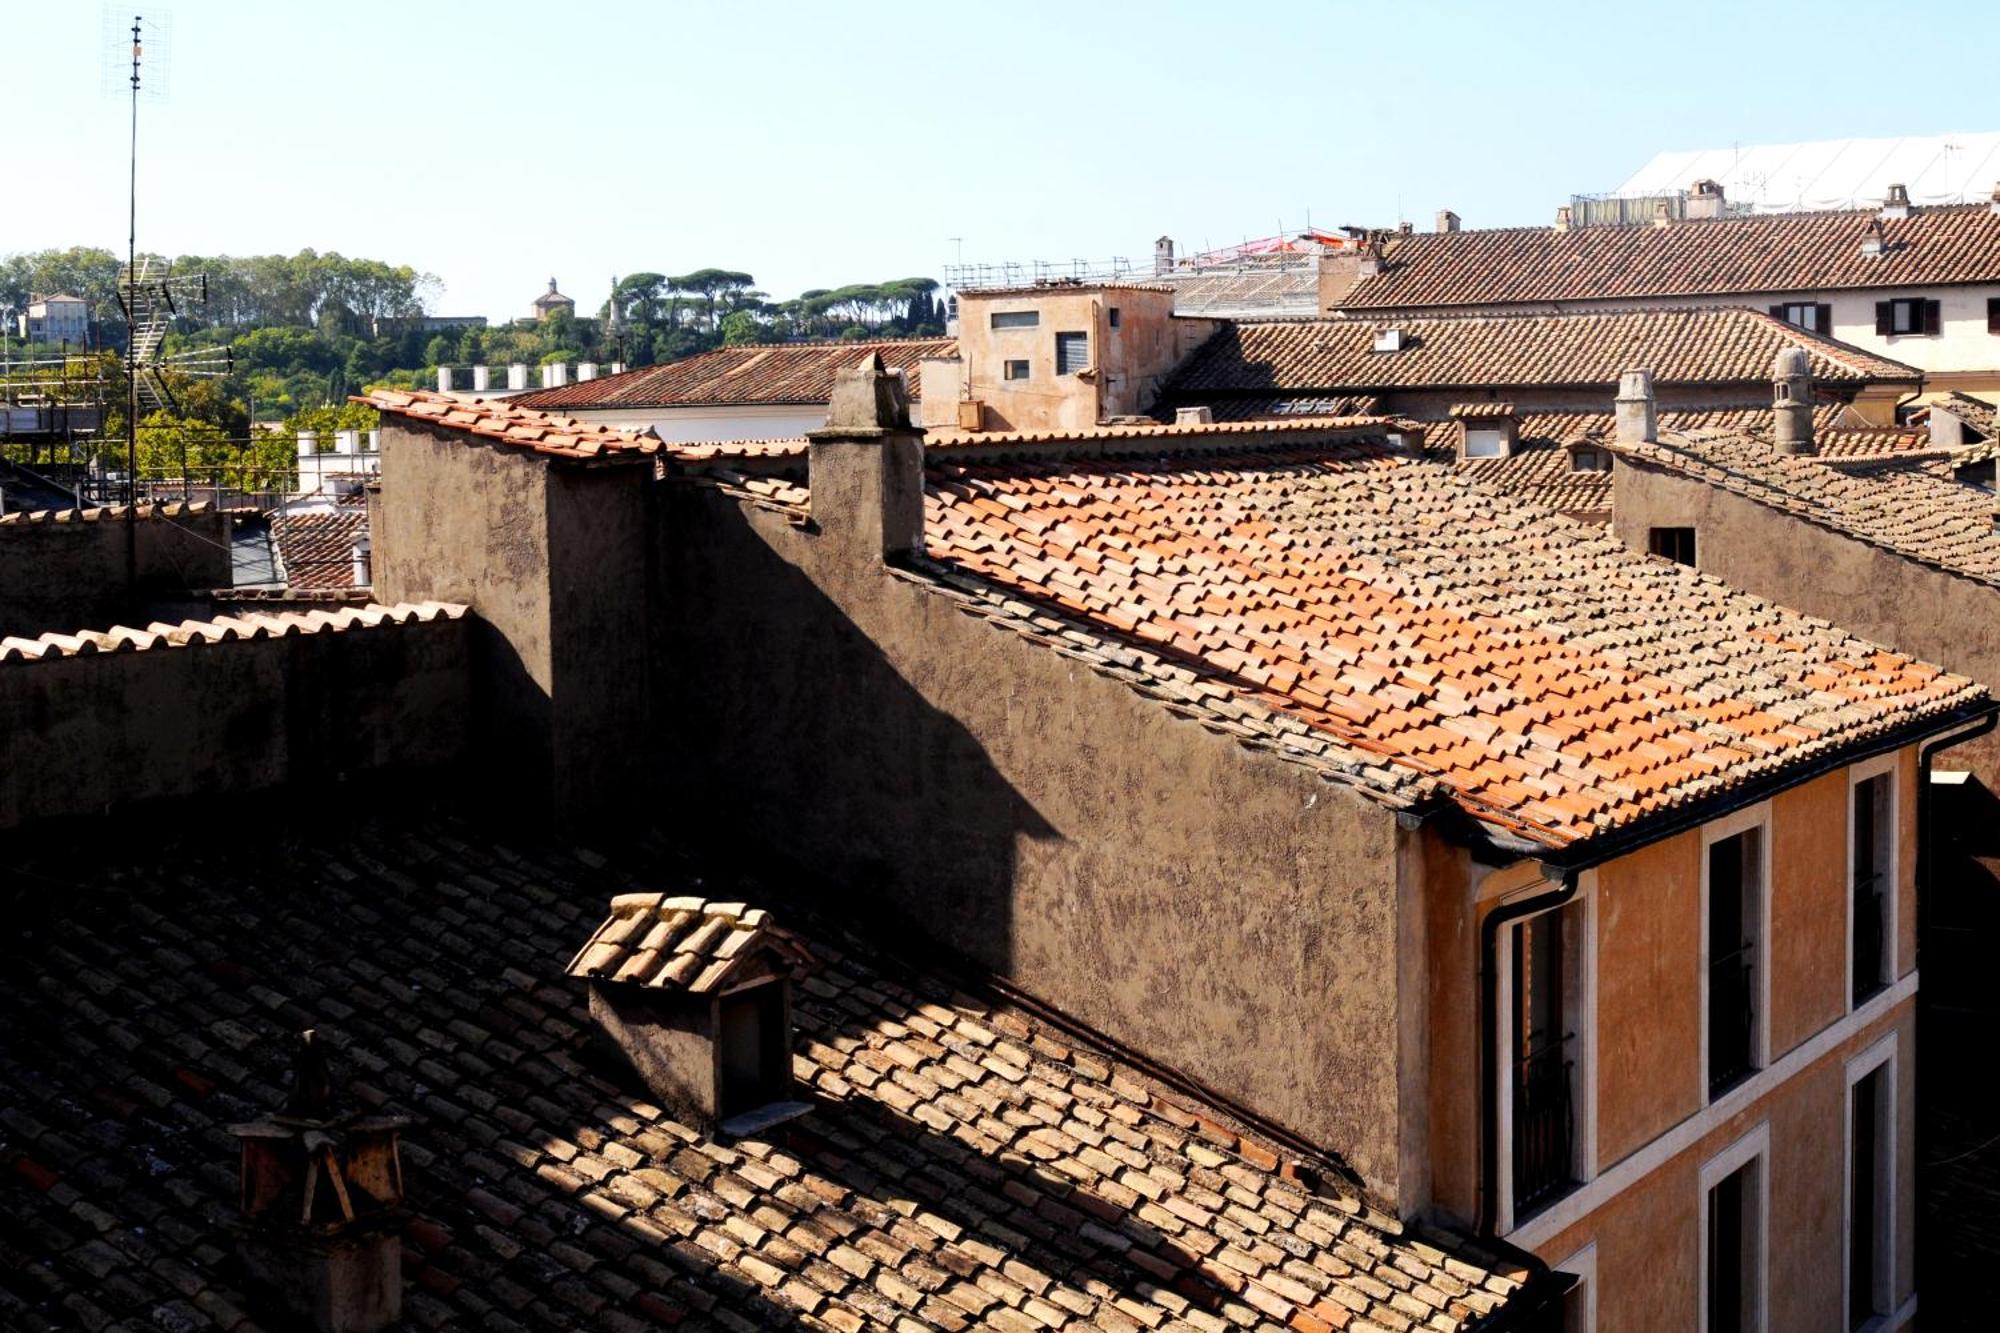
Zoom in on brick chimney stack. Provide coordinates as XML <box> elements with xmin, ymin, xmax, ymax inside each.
<box><xmin>1154</xmin><ymin>235</ymin><xmax>1176</xmax><ymax>275</ymax></box>
<box><xmin>1615</xmin><ymin>369</ymin><xmax>1657</xmax><ymax>444</ymax></box>
<box><xmin>1773</xmin><ymin>348</ymin><xmax>1815</xmax><ymax>455</ymax></box>
<box><xmin>1435</xmin><ymin>209</ymin><xmax>1461</xmax><ymax>234</ymax></box>
<box><xmin>228</xmin><ymin>1031</ymin><xmax>408</xmax><ymax>1332</ymax></box>
<box><xmin>809</xmin><ymin>353</ymin><xmax>924</xmax><ymax>561</ymax></box>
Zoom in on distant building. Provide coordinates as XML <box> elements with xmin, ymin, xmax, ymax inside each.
<box><xmin>369</xmin><ymin>313</ymin><xmax>488</xmax><ymax>338</ymax></box>
<box><xmin>17</xmin><ymin>294</ymin><xmax>88</xmax><ymax>346</ymax></box>
<box><xmin>531</xmin><ymin>277</ymin><xmax>574</xmax><ymax>321</ymax></box>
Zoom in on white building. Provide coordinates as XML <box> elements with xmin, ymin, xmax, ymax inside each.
<box><xmin>18</xmin><ymin>295</ymin><xmax>89</xmax><ymax>347</ymax></box>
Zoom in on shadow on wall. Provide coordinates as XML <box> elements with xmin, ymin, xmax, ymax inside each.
<box><xmin>649</xmin><ymin>491</ymin><xmax>1059</xmax><ymax>976</ymax></box>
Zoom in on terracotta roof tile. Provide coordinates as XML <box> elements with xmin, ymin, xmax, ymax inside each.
<box><xmin>917</xmin><ymin>440</ymin><xmax>1984</xmax><ymax>848</ymax></box>
<box><xmin>1336</xmin><ymin>203</ymin><xmax>2000</xmax><ymax>309</ymax></box>
<box><xmin>567</xmin><ymin>897</ymin><xmax>813</xmax><ymax>993</ymax></box>
<box><xmin>0</xmin><ymin>810</ymin><xmax>1531</xmax><ymax>1331</ymax></box>
<box><xmin>0</xmin><ymin>499</ymin><xmax>248</xmax><ymax>526</ymax></box>
<box><xmin>358</xmin><ymin>389</ymin><xmax>662</xmax><ymax>462</ymax></box>
<box><xmin>269</xmin><ymin>507</ymin><xmax>369</xmax><ymax>590</ymax></box>
<box><xmin>512</xmin><ymin>338</ymin><xmax>955</xmax><ymax>411</ymax></box>
<box><xmin>0</xmin><ymin>601</ymin><xmax>463</xmax><ymax>664</ymax></box>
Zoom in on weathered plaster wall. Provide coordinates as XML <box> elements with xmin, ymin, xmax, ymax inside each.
<box><xmin>652</xmin><ymin>482</ymin><xmax>1417</xmax><ymax>1200</ymax></box>
<box><xmin>1595</xmin><ymin>830</ymin><xmax>1705</xmax><ymax>1165</ymax></box>
<box><xmin>0</xmin><ymin>505</ymin><xmax>238</xmax><ymax>637</ymax></box>
<box><xmin>1614</xmin><ymin>458</ymin><xmax>2000</xmax><ymax>780</ymax></box>
<box><xmin>0</xmin><ymin>615</ymin><xmax>469</xmax><ymax>830</ymax></box>
<box><xmin>951</xmin><ymin>289</ymin><xmax>1201</xmax><ymax>431</ymax></box>
<box><xmin>1768</xmin><ymin>772</ymin><xmax>1849</xmax><ymax>1055</ymax></box>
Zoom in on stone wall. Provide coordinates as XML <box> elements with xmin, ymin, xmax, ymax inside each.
<box><xmin>0</xmin><ymin>502</ymin><xmax>239</xmax><ymax>637</ymax></box>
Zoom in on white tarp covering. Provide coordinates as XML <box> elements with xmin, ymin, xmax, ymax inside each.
<box><xmin>1614</xmin><ymin>132</ymin><xmax>2000</xmax><ymax>212</ymax></box>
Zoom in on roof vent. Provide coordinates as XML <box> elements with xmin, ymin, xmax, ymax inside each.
<box><xmin>568</xmin><ymin>895</ymin><xmax>814</xmax><ymax>1136</ymax></box>
<box><xmin>229</xmin><ymin>1031</ymin><xmax>409</xmax><ymax>1333</ymax></box>
<box><xmin>1860</xmin><ymin>220</ymin><xmax>1886</xmax><ymax>258</ymax></box>
<box><xmin>1175</xmin><ymin>405</ymin><xmax>1215</xmax><ymax>426</ymax></box>
<box><xmin>1553</xmin><ymin>205</ymin><xmax>1573</xmax><ymax>233</ymax></box>
<box><xmin>1372</xmin><ymin>327</ymin><xmax>1406</xmax><ymax>354</ymax></box>
<box><xmin>1880</xmin><ymin>183</ymin><xmax>1912</xmax><ymax>220</ymax></box>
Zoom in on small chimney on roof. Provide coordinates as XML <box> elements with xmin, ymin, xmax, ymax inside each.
<box><xmin>506</xmin><ymin>362</ymin><xmax>528</xmax><ymax>392</ymax></box>
<box><xmin>1990</xmin><ymin>181</ymin><xmax>2000</xmax><ymax>216</ymax></box>
<box><xmin>435</xmin><ymin>366</ymin><xmax>452</xmax><ymax>394</ymax></box>
<box><xmin>1880</xmin><ymin>183</ymin><xmax>1912</xmax><ymax>220</ymax></box>
<box><xmin>1553</xmin><ymin>205</ymin><xmax>1573</xmax><ymax>233</ymax></box>
<box><xmin>1175</xmin><ymin>405</ymin><xmax>1214</xmax><ymax>426</ymax></box>
<box><xmin>229</xmin><ymin>1031</ymin><xmax>408</xmax><ymax>1332</ymax></box>
<box><xmin>1772</xmin><ymin>347</ymin><xmax>1815</xmax><ymax>454</ymax></box>
<box><xmin>809</xmin><ymin>353</ymin><xmax>924</xmax><ymax>561</ymax></box>
<box><xmin>1154</xmin><ymin>235</ymin><xmax>1176</xmax><ymax>275</ymax></box>
<box><xmin>1686</xmin><ymin>179</ymin><xmax>1727</xmax><ymax>220</ymax></box>
<box><xmin>1860</xmin><ymin>219</ymin><xmax>1886</xmax><ymax>258</ymax></box>
<box><xmin>1435</xmin><ymin>209</ymin><xmax>1461</xmax><ymax>234</ymax></box>
<box><xmin>471</xmin><ymin>365</ymin><xmax>490</xmax><ymax>393</ymax></box>
<box><xmin>568</xmin><ymin>896</ymin><xmax>814</xmax><ymax>1135</ymax></box>
<box><xmin>1652</xmin><ymin>200</ymin><xmax>1673</xmax><ymax>229</ymax></box>
<box><xmin>1356</xmin><ymin>243</ymin><xmax>1383</xmax><ymax>279</ymax></box>
<box><xmin>1615</xmin><ymin>368</ymin><xmax>1658</xmax><ymax>444</ymax></box>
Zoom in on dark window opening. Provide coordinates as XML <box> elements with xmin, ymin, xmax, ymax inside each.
<box><xmin>1003</xmin><ymin>359</ymin><xmax>1030</xmax><ymax>381</ymax></box>
<box><xmin>1650</xmin><ymin>526</ymin><xmax>1696</xmax><ymax>566</ymax></box>
<box><xmin>1850</xmin><ymin>1068</ymin><xmax>1888</xmax><ymax>1329</ymax></box>
<box><xmin>1875</xmin><ymin>297</ymin><xmax>1941</xmax><ymax>337</ymax></box>
<box><xmin>1708</xmin><ymin>830</ymin><xmax>1760</xmax><ymax>1099</ymax></box>
<box><xmin>1955</xmin><ymin>459</ymin><xmax>1995</xmax><ymax>491</ymax></box>
<box><xmin>1852</xmin><ymin>775</ymin><xmax>1891</xmax><ymax>1006</ymax></box>
<box><xmin>1055</xmin><ymin>331</ymin><xmax>1090</xmax><ymax>375</ymax></box>
<box><xmin>1511</xmin><ymin>907</ymin><xmax>1578</xmax><ymax>1218</ymax></box>
<box><xmin>990</xmin><ymin>310</ymin><xmax>1039</xmax><ymax>331</ymax></box>
<box><xmin>1108</xmin><ymin>307</ymin><xmax>1121</xmax><ymax>328</ymax></box>
<box><xmin>717</xmin><ymin>983</ymin><xmax>789</xmax><ymax>1118</ymax></box>
<box><xmin>1569</xmin><ymin>446</ymin><xmax>1610</xmax><ymax>473</ymax></box>
<box><xmin>1771</xmin><ymin>301</ymin><xmax>1832</xmax><ymax>333</ymax></box>
<box><xmin>1707</xmin><ymin>1162</ymin><xmax>1757</xmax><ymax>1333</ymax></box>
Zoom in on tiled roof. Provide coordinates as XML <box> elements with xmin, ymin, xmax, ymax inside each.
<box><xmin>1162</xmin><ymin>309</ymin><xmax>1919</xmax><ymax>400</ymax></box>
<box><xmin>359</xmin><ymin>389</ymin><xmax>663</xmax><ymax>462</ymax></box>
<box><xmin>0</xmin><ymin>809</ymin><xmax>1536</xmax><ymax>1332</ymax></box>
<box><xmin>567</xmin><ymin>896</ymin><xmax>812</xmax><ymax>993</ymax></box>
<box><xmin>0</xmin><ymin>500</ymin><xmax>243</xmax><ymax>527</ymax></box>
<box><xmin>1335</xmin><ymin>203</ymin><xmax>2000</xmax><ymax>309</ymax></box>
<box><xmin>918</xmin><ymin>440</ymin><xmax>1984</xmax><ymax>848</ymax></box>
<box><xmin>1937</xmin><ymin>390</ymin><xmax>1998</xmax><ymax>435</ymax></box>
<box><xmin>0</xmin><ymin>602</ymin><xmax>464</xmax><ymax>664</ymax></box>
<box><xmin>269</xmin><ymin>508</ymin><xmax>368</xmax><ymax>590</ymax></box>
<box><xmin>1609</xmin><ymin>429</ymin><xmax>2000</xmax><ymax>589</ymax></box>
<box><xmin>921</xmin><ymin>417</ymin><xmax>1393</xmax><ymax>451</ymax></box>
<box><xmin>1450</xmin><ymin>402</ymin><xmax>1515</xmax><ymax>420</ymax></box>
<box><xmin>511</xmin><ymin>339</ymin><xmax>955</xmax><ymax>412</ymax></box>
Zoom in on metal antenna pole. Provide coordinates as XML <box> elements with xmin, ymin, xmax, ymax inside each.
<box><xmin>125</xmin><ymin>14</ymin><xmax>141</xmax><ymax>609</ymax></box>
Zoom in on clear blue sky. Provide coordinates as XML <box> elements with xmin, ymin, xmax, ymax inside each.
<box><xmin>10</xmin><ymin>0</ymin><xmax>1996</xmax><ymax>321</ymax></box>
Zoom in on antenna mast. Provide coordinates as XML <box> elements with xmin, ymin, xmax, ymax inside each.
<box><xmin>124</xmin><ymin>13</ymin><xmax>141</xmax><ymax>605</ymax></box>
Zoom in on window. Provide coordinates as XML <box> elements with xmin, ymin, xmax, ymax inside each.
<box><xmin>1569</xmin><ymin>446</ymin><xmax>1610</xmax><ymax>473</ymax></box>
<box><xmin>1463</xmin><ymin>427</ymin><xmax>1508</xmax><ymax>458</ymax></box>
<box><xmin>1874</xmin><ymin>298</ymin><xmax>1940</xmax><ymax>336</ymax></box>
<box><xmin>1552</xmin><ymin>1243</ymin><xmax>1597</xmax><ymax>1333</ymax></box>
<box><xmin>716</xmin><ymin>982</ymin><xmax>790</xmax><ymax>1119</ymax></box>
<box><xmin>1003</xmin><ymin>359</ymin><xmax>1030</xmax><ymax>381</ymax></box>
<box><xmin>1055</xmin><ymin>331</ymin><xmax>1090</xmax><ymax>375</ymax></box>
<box><xmin>1955</xmin><ymin>459</ymin><xmax>1996</xmax><ymax>491</ymax></box>
<box><xmin>1649</xmin><ymin>526</ymin><xmax>1696</xmax><ymax>566</ymax></box>
<box><xmin>1988</xmin><ymin>296</ymin><xmax>2000</xmax><ymax>336</ymax></box>
<box><xmin>990</xmin><ymin>310</ymin><xmax>1039</xmax><ymax>330</ymax></box>
<box><xmin>1846</xmin><ymin>1038</ymin><xmax>1897</xmax><ymax>1331</ymax></box>
<box><xmin>1510</xmin><ymin>901</ymin><xmax>1584</xmax><ymax>1218</ymax></box>
<box><xmin>1850</xmin><ymin>766</ymin><xmax>1894</xmax><ymax>1007</ymax></box>
<box><xmin>1771</xmin><ymin>301</ymin><xmax>1832</xmax><ymax>333</ymax></box>
<box><xmin>1705</xmin><ymin>823</ymin><xmax>1765</xmax><ymax>1100</ymax></box>
<box><xmin>1108</xmin><ymin>307</ymin><xmax>1121</xmax><ymax>328</ymax></box>
<box><xmin>1699</xmin><ymin>1124</ymin><xmax>1769</xmax><ymax>1333</ymax></box>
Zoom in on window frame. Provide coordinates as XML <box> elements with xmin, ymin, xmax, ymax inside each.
<box><xmin>1054</xmin><ymin>330</ymin><xmax>1090</xmax><ymax>376</ymax></box>
<box><xmin>1698</xmin><ymin>1121</ymin><xmax>1771</xmax><ymax>1333</ymax></box>
<box><xmin>1772</xmin><ymin>301</ymin><xmax>1832</xmax><ymax>334</ymax></box>
<box><xmin>1551</xmin><ymin>1241</ymin><xmax>1597</xmax><ymax>1333</ymax></box>
<box><xmin>1568</xmin><ymin>445</ymin><xmax>1610</xmax><ymax>474</ymax></box>
<box><xmin>1700</xmin><ymin>804</ymin><xmax>1772</xmax><ymax>1106</ymax></box>
<box><xmin>1003</xmin><ymin>358</ymin><xmax>1031</xmax><ymax>382</ymax></box>
<box><xmin>989</xmin><ymin>310</ymin><xmax>1040</xmax><ymax>331</ymax></box>
<box><xmin>1845</xmin><ymin>754</ymin><xmax>1900</xmax><ymax>1011</ymax></box>
<box><xmin>1649</xmin><ymin>526</ymin><xmax>1697</xmax><ymax>566</ymax></box>
<box><xmin>1491</xmin><ymin>875</ymin><xmax>1598</xmax><ymax>1235</ymax></box>
<box><xmin>1107</xmin><ymin>306</ymin><xmax>1121</xmax><ymax>329</ymax></box>
<box><xmin>1462</xmin><ymin>426</ymin><xmax>1509</xmax><ymax>459</ymax></box>
<box><xmin>1843</xmin><ymin>1033</ymin><xmax>1898</xmax><ymax>1331</ymax></box>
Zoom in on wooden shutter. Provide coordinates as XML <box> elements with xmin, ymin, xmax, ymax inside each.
<box><xmin>1817</xmin><ymin>304</ymin><xmax>1834</xmax><ymax>333</ymax></box>
<box><xmin>1923</xmin><ymin>300</ymin><xmax>1942</xmax><ymax>335</ymax></box>
<box><xmin>1989</xmin><ymin>297</ymin><xmax>2000</xmax><ymax>335</ymax></box>
<box><xmin>1876</xmin><ymin>301</ymin><xmax>1893</xmax><ymax>335</ymax></box>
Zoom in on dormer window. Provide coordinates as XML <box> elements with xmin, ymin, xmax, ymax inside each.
<box><xmin>568</xmin><ymin>895</ymin><xmax>814</xmax><ymax>1135</ymax></box>
<box><xmin>1569</xmin><ymin>445</ymin><xmax>1611</xmax><ymax>474</ymax></box>
<box><xmin>1451</xmin><ymin>403</ymin><xmax>1518</xmax><ymax>460</ymax></box>
<box><xmin>1372</xmin><ymin>327</ymin><xmax>1406</xmax><ymax>353</ymax></box>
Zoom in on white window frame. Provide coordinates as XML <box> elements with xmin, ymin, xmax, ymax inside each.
<box><xmin>1551</xmin><ymin>1241</ymin><xmax>1597</xmax><ymax>1333</ymax></box>
<box><xmin>1700</xmin><ymin>803</ymin><xmax>1772</xmax><ymax>1104</ymax></box>
<box><xmin>1844</xmin><ymin>1032</ymin><xmax>1899</xmax><ymax>1331</ymax></box>
<box><xmin>1462</xmin><ymin>426</ymin><xmax>1508</xmax><ymax>458</ymax></box>
<box><xmin>1492</xmin><ymin>873</ymin><xmax>1598</xmax><ymax>1236</ymax></box>
<box><xmin>1697</xmin><ymin>1120</ymin><xmax>1771</xmax><ymax>1333</ymax></box>
<box><xmin>1846</xmin><ymin>755</ymin><xmax>1900</xmax><ymax>1010</ymax></box>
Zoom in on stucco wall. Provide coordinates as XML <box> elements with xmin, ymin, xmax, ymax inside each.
<box><xmin>652</xmin><ymin>482</ymin><xmax>1418</xmax><ymax>1200</ymax></box>
<box><xmin>1613</xmin><ymin>457</ymin><xmax>2000</xmax><ymax>779</ymax></box>
<box><xmin>951</xmin><ymin>289</ymin><xmax>1198</xmax><ymax>431</ymax></box>
<box><xmin>0</xmin><ymin>613</ymin><xmax>470</xmax><ymax>830</ymax></box>
<box><xmin>0</xmin><ymin>505</ymin><xmax>237</xmax><ymax>637</ymax></box>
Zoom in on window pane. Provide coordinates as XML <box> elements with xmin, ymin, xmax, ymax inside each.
<box><xmin>1851</xmin><ymin>1072</ymin><xmax>1881</xmax><ymax>1328</ymax></box>
<box><xmin>1853</xmin><ymin>777</ymin><xmax>1889</xmax><ymax>1004</ymax></box>
<box><xmin>991</xmin><ymin>311</ymin><xmax>1039</xmax><ymax>330</ymax></box>
<box><xmin>1708</xmin><ymin>1167</ymin><xmax>1749</xmax><ymax>1333</ymax></box>
<box><xmin>1709</xmin><ymin>832</ymin><xmax>1757</xmax><ymax>1096</ymax></box>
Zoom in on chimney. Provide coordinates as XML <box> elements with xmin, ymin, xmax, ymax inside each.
<box><xmin>228</xmin><ymin>1031</ymin><xmax>408</xmax><ymax>1332</ymax></box>
<box><xmin>1615</xmin><ymin>368</ymin><xmax>1658</xmax><ymax>444</ymax></box>
<box><xmin>334</xmin><ymin>430</ymin><xmax>358</xmax><ymax>456</ymax></box>
<box><xmin>1356</xmin><ymin>243</ymin><xmax>1382</xmax><ymax>279</ymax></box>
<box><xmin>808</xmin><ymin>353</ymin><xmax>924</xmax><ymax>561</ymax></box>
<box><xmin>568</xmin><ymin>896</ymin><xmax>813</xmax><ymax>1135</ymax></box>
<box><xmin>1686</xmin><ymin>179</ymin><xmax>1726</xmax><ymax>220</ymax></box>
<box><xmin>1860</xmin><ymin>219</ymin><xmax>1885</xmax><ymax>258</ymax></box>
<box><xmin>352</xmin><ymin>532</ymin><xmax>372</xmax><ymax>587</ymax></box>
<box><xmin>541</xmin><ymin>362</ymin><xmax>569</xmax><ymax>389</ymax></box>
<box><xmin>1772</xmin><ymin>347</ymin><xmax>1815</xmax><ymax>454</ymax></box>
<box><xmin>1372</xmin><ymin>326</ymin><xmax>1406</xmax><ymax>354</ymax></box>
<box><xmin>1154</xmin><ymin>235</ymin><xmax>1176</xmax><ymax>276</ymax></box>
<box><xmin>1990</xmin><ymin>181</ymin><xmax>2000</xmax><ymax>216</ymax></box>
<box><xmin>435</xmin><ymin>366</ymin><xmax>452</xmax><ymax>394</ymax></box>
<box><xmin>506</xmin><ymin>363</ymin><xmax>528</xmax><ymax>392</ymax></box>
<box><xmin>1880</xmin><ymin>183</ymin><xmax>1912</xmax><ymax>220</ymax></box>
<box><xmin>1553</xmin><ymin>205</ymin><xmax>1573</xmax><ymax>233</ymax></box>
<box><xmin>610</xmin><ymin>361</ymin><xmax>626</xmax><ymax>375</ymax></box>
<box><xmin>1652</xmin><ymin>200</ymin><xmax>1673</xmax><ymax>228</ymax></box>
<box><xmin>296</xmin><ymin>430</ymin><xmax>319</xmax><ymax>461</ymax></box>
<box><xmin>578</xmin><ymin>362</ymin><xmax>598</xmax><ymax>382</ymax></box>
<box><xmin>471</xmin><ymin>365</ymin><xmax>490</xmax><ymax>393</ymax></box>
<box><xmin>1435</xmin><ymin>209</ymin><xmax>1461</xmax><ymax>234</ymax></box>
<box><xmin>1175</xmin><ymin>405</ymin><xmax>1214</xmax><ymax>426</ymax></box>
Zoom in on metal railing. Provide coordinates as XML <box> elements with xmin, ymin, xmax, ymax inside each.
<box><xmin>1708</xmin><ymin>945</ymin><xmax>1757</xmax><ymax>1097</ymax></box>
<box><xmin>1512</xmin><ymin>1033</ymin><xmax>1577</xmax><ymax>1214</ymax></box>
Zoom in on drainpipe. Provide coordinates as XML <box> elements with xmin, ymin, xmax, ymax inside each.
<box><xmin>1478</xmin><ymin>866</ymin><xmax>1578</xmax><ymax>1238</ymax></box>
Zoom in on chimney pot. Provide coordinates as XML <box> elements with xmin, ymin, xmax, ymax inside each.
<box><xmin>1435</xmin><ymin>210</ymin><xmax>1461</xmax><ymax>234</ymax></box>
<box><xmin>578</xmin><ymin>362</ymin><xmax>598</xmax><ymax>382</ymax></box>
<box><xmin>1861</xmin><ymin>219</ymin><xmax>1886</xmax><ymax>257</ymax></box>
<box><xmin>471</xmin><ymin>365</ymin><xmax>490</xmax><ymax>393</ymax></box>
<box><xmin>1554</xmin><ymin>205</ymin><xmax>1573</xmax><ymax>233</ymax></box>
<box><xmin>1615</xmin><ymin>368</ymin><xmax>1658</xmax><ymax>444</ymax></box>
<box><xmin>1881</xmin><ymin>182</ymin><xmax>1912</xmax><ymax>220</ymax></box>
<box><xmin>1773</xmin><ymin>347</ymin><xmax>1815</xmax><ymax>454</ymax></box>
<box><xmin>506</xmin><ymin>363</ymin><xmax>528</xmax><ymax>392</ymax></box>
<box><xmin>435</xmin><ymin>366</ymin><xmax>451</xmax><ymax>394</ymax></box>
<box><xmin>1990</xmin><ymin>181</ymin><xmax>2000</xmax><ymax>216</ymax></box>
<box><xmin>1652</xmin><ymin>201</ymin><xmax>1673</xmax><ymax>228</ymax></box>
<box><xmin>1685</xmin><ymin>180</ymin><xmax>1727</xmax><ymax>220</ymax></box>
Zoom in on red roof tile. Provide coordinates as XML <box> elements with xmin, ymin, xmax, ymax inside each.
<box><xmin>358</xmin><ymin>389</ymin><xmax>662</xmax><ymax>462</ymax></box>
<box><xmin>511</xmin><ymin>338</ymin><xmax>955</xmax><ymax>411</ymax></box>
<box><xmin>269</xmin><ymin>508</ymin><xmax>368</xmax><ymax>590</ymax></box>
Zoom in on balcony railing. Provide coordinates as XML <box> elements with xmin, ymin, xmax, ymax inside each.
<box><xmin>1853</xmin><ymin>873</ymin><xmax>1887</xmax><ymax>1005</ymax></box>
<box><xmin>1512</xmin><ymin>1033</ymin><xmax>1576</xmax><ymax>1214</ymax></box>
<box><xmin>1709</xmin><ymin>945</ymin><xmax>1757</xmax><ymax>1097</ymax></box>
